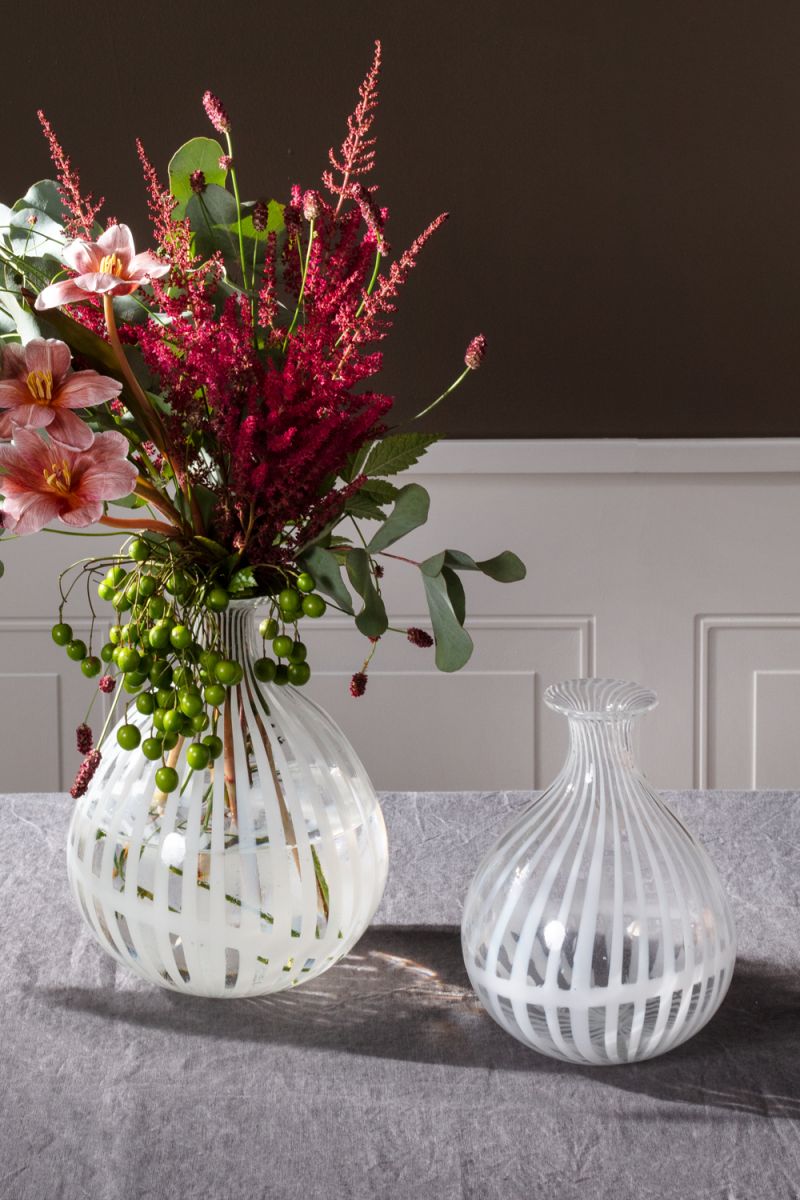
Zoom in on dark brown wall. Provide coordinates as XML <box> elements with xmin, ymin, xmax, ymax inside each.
<box><xmin>4</xmin><ymin>0</ymin><xmax>800</xmax><ymax>437</ymax></box>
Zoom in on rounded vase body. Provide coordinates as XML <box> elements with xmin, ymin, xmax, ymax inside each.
<box><xmin>461</xmin><ymin>679</ymin><xmax>736</xmax><ymax>1064</ymax></box>
<box><xmin>66</xmin><ymin>601</ymin><xmax>388</xmax><ymax>997</ymax></box>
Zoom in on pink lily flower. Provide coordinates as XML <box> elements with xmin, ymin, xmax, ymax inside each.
<box><xmin>34</xmin><ymin>223</ymin><xmax>170</xmax><ymax>311</ymax></box>
<box><xmin>0</xmin><ymin>427</ymin><xmax>138</xmax><ymax>534</ymax></box>
<box><xmin>0</xmin><ymin>338</ymin><xmax>122</xmax><ymax>450</ymax></box>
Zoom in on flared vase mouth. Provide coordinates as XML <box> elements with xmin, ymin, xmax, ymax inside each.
<box><xmin>544</xmin><ymin>678</ymin><xmax>658</xmax><ymax>720</ymax></box>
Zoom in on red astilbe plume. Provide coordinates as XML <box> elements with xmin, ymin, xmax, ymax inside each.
<box><xmin>37</xmin><ymin>112</ymin><xmax>104</xmax><ymax>238</ymax></box>
<box><xmin>325</xmin><ymin>40</ymin><xmax>382</xmax><ymax>210</ymax></box>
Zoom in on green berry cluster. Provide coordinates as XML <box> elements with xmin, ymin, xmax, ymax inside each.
<box><xmin>54</xmin><ymin>540</ymin><xmax>327</xmax><ymax>790</ymax></box>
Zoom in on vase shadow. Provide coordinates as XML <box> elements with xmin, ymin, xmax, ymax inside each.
<box><xmin>40</xmin><ymin>927</ymin><xmax>800</xmax><ymax>1117</ymax></box>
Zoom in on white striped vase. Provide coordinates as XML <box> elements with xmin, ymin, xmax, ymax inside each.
<box><xmin>66</xmin><ymin>600</ymin><xmax>388</xmax><ymax>997</ymax></box>
<box><xmin>461</xmin><ymin>678</ymin><xmax>736</xmax><ymax>1064</ymax></box>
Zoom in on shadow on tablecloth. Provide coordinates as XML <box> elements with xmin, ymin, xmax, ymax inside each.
<box><xmin>39</xmin><ymin>927</ymin><xmax>800</xmax><ymax>1119</ymax></box>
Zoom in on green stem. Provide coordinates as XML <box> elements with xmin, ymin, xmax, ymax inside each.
<box><xmin>225</xmin><ymin>131</ymin><xmax>248</xmax><ymax>288</ymax></box>
<box><xmin>283</xmin><ymin>219</ymin><xmax>316</xmax><ymax>347</ymax></box>
<box><xmin>413</xmin><ymin>366</ymin><xmax>470</xmax><ymax>421</ymax></box>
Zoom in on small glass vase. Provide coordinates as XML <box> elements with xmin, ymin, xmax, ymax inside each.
<box><xmin>461</xmin><ymin>678</ymin><xmax>736</xmax><ymax>1064</ymax></box>
<box><xmin>66</xmin><ymin>600</ymin><xmax>388</xmax><ymax>998</ymax></box>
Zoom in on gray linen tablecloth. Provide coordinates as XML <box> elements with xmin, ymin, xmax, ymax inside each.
<box><xmin>0</xmin><ymin>790</ymin><xmax>798</xmax><ymax>1200</ymax></box>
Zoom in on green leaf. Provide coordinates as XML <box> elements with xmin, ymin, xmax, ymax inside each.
<box><xmin>9</xmin><ymin>208</ymin><xmax>66</xmax><ymax>260</ymax></box>
<box><xmin>193</xmin><ymin>535</ymin><xmax>229</xmax><ymax>561</ymax></box>
<box><xmin>421</xmin><ymin>547</ymin><xmax>526</xmax><ymax>583</ymax></box>
<box><xmin>345</xmin><ymin>492</ymin><xmax>387</xmax><ymax>522</ymax></box>
<box><xmin>367</xmin><ymin>483</ymin><xmax>430</xmax><ymax>554</ymax></box>
<box><xmin>187</xmin><ymin>186</ymin><xmax>239</xmax><ymax>260</ymax></box>
<box><xmin>346</xmin><ymin>548</ymin><xmax>388</xmax><ymax>637</ymax></box>
<box><xmin>13</xmin><ymin>180</ymin><xmax>69</xmax><ymax>224</ymax></box>
<box><xmin>362</xmin><ymin>432</ymin><xmax>440</xmax><ymax>478</ymax></box>
<box><xmin>422</xmin><ymin>571</ymin><xmax>474</xmax><ymax>672</ymax></box>
<box><xmin>110</xmin><ymin>493</ymin><xmax>147</xmax><ymax>509</ymax></box>
<box><xmin>168</xmin><ymin>138</ymin><xmax>228</xmax><ymax>219</ymax></box>
<box><xmin>442</xmin><ymin>566</ymin><xmax>466</xmax><ymax>625</ymax></box>
<box><xmin>298</xmin><ymin>545</ymin><xmax>354</xmax><ymax>614</ymax></box>
<box><xmin>229</xmin><ymin>567</ymin><xmax>257</xmax><ymax>594</ymax></box>
<box><xmin>0</xmin><ymin>560</ymin><xmax>4</xmax><ymax>580</ymax></box>
<box><xmin>237</xmin><ymin>199</ymin><xmax>285</xmax><ymax>240</ymax></box>
<box><xmin>360</xmin><ymin>479</ymin><xmax>400</xmax><ymax>504</ymax></box>
<box><xmin>0</xmin><ymin>292</ymin><xmax>42</xmax><ymax>345</ymax></box>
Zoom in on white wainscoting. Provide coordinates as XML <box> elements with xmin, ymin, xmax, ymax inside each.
<box><xmin>4</xmin><ymin>438</ymin><xmax>800</xmax><ymax>793</ymax></box>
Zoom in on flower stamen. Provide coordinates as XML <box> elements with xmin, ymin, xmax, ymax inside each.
<box><xmin>98</xmin><ymin>253</ymin><xmax>124</xmax><ymax>276</ymax></box>
<box><xmin>25</xmin><ymin>369</ymin><xmax>54</xmax><ymax>402</ymax></box>
<box><xmin>43</xmin><ymin>460</ymin><xmax>72</xmax><ymax>495</ymax></box>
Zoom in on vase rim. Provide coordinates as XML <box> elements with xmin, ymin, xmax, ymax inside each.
<box><xmin>544</xmin><ymin>677</ymin><xmax>658</xmax><ymax>720</ymax></box>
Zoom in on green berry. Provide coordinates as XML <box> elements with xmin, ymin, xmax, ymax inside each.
<box><xmin>274</xmin><ymin>663</ymin><xmax>290</xmax><ymax>686</ymax></box>
<box><xmin>149</xmin><ymin>661</ymin><xmax>173</xmax><ymax>688</ymax></box>
<box><xmin>288</xmin><ymin>641</ymin><xmax>307</xmax><ymax>664</ymax></box>
<box><xmin>100</xmin><ymin>642</ymin><xmax>115</xmax><ymax>663</ymax></box>
<box><xmin>204</xmin><ymin>683</ymin><xmax>226</xmax><ymax>707</ymax></box>
<box><xmin>272</xmin><ymin>635</ymin><xmax>293</xmax><ymax>658</ymax></box>
<box><xmin>214</xmin><ymin>659</ymin><xmax>241</xmax><ymax>686</ymax></box>
<box><xmin>170</xmin><ymin>624</ymin><xmax>192</xmax><ymax>651</ymax></box>
<box><xmin>106</xmin><ymin>566</ymin><xmax>127</xmax><ymax>586</ymax></box>
<box><xmin>152</xmin><ymin>709</ymin><xmax>167</xmax><ymax>732</ymax></box>
<box><xmin>66</xmin><ymin>639</ymin><xmax>87</xmax><ymax>661</ymax></box>
<box><xmin>155</xmin><ymin>766</ymin><xmax>179</xmax><ymax>793</ymax></box>
<box><xmin>165</xmin><ymin>572</ymin><xmax>187</xmax><ymax>596</ymax></box>
<box><xmin>81</xmin><ymin>656</ymin><xmax>102</xmax><ymax>678</ymax></box>
<box><xmin>147</xmin><ymin>595</ymin><xmax>167</xmax><ymax>620</ymax></box>
<box><xmin>278</xmin><ymin>588</ymin><xmax>301</xmax><ymax>613</ymax></box>
<box><xmin>117</xmin><ymin>724</ymin><xmax>141</xmax><ymax>751</ymax></box>
<box><xmin>287</xmin><ymin>662</ymin><xmax>311</xmax><ymax>686</ymax></box>
<box><xmin>254</xmin><ymin>656</ymin><xmax>277</xmax><ymax>683</ymax></box>
<box><xmin>259</xmin><ymin>617</ymin><xmax>279</xmax><ymax>640</ymax></box>
<box><xmin>123</xmin><ymin>672</ymin><xmax>146</xmax><ymax>693</ymax></box>
<box><xmin>191</xmin><ymin>712</ymin><xmax>210</xmax><ymax>732</ymax></box>
<box><xmin>202</xmin><ymin>734</ymin><xmax>223</xmax><ymax>760</ymax></box>
<box><xmin>162</xmin><ymin>731</ymin><xmax>179</xmax><ymax>751</ymax></box>
<box><xmin>296</xmin><ymin>572</ymin><xmax>316</xmax><ymax>594</ymax></box>
<box><xmin>148</xmin><ymin>625</ymin><xmax>170</xmax><ymax>651</ymax></box>
<box><xmin>136</xmin><ymin>692</ymin><xmax>156</xmax><ymax>716</ymax></box>
<box><xmin>137</xmin><ymin>574</ymin><xmax>157</xmax><ymax>598</ymax></box>
<box><xmin>179</xmin><ymin>690</ymin><xmax>203</xmax><ymax>718</ymax></box>
<box><xmin>108</xmin><ymin>625</ymin><xmax>123</xmax><ymax>645</ymax></box>
<box><xmin>128</xmin><ymin>538</ymin><xmax>150</xmax><ymax>563</ymax></box>
<box><xmin>163</xmin><ymin>709</ymin><xmax>183</xmax><ymax>733</ymax></box>
<box><xmin>199</xmin><ymin>649</ymin><xmax>222</xmax><ymax>672</ymax></box>
<box><xmin>51</xmin><ymin>622</ymin><xmax>73</xmax><ymax>646</ymax></box>
<box><xmin>301</xmin><ymin>594</ymin><xmax>326</xmax><ymax>619</ymax></box>
<box><xmin>116</xmin><ymin>647</ymin><xmax>140</xmax><ymax>673</ymax></box>
<box><xmin>142</xmin><ymin>737</ymin><xmax>163</xmax><ymax>761</ymax></box>
<box><xmin>186</xmin><ymin>742</ymin><xmax>210</xmax><ymax>771</ymax></box>
<box><xmin>156</xmin><ymin>688</ymin><xmax>177</xmax><ymax>709</ymax></box>
<box><xmin>113</xmin><ymin>589</ymin><xmax>133</xmax><ymax>612</ymax></box>
<box><xmin>205</xmin><ymin>586</ymin><xmax>230</xmax><ymax>612</ymax></box>
<box><xmin>97</xmin><ymin>581</ymin><xmax>116</xmax><ymax>602</ymax></box>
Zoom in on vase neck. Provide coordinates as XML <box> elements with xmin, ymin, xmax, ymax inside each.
<box><xmin>564</xmin><ymin>715</ymin><xmax>637</xmax><ymax>774</ymax></box>
<box><xmin>211</xmin><ymin>600</ymin><xmax>259</xmax><ymax>661</ymax></box>
<box><xmin>545</xmin><ymin>678</ymin><xmax>657</xmax><ymax>782</ymax></box>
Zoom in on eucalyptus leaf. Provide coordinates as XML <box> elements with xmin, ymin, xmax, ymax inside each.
<box><xmin>0</xmin><ymin>292</ymin><xmax>41</xmax><ymax>344</ymax></box>
<box><xmin>346</xmin><ymin>547</ymin><xmax>388</xmax><ymax>637</ymax></box>
<box><xmin>422</xmin><ymin>571</ymin><xmax>474</xmax><ymax>672</ymax></box>
<box><xmin>14</xmin><ymin>180</ymin><xmax>69</xmax><ymax>224</ymax></box>
<box><xmin>0</xmin><ymin>560</ymin><xmax>4</xmax><ymax>580</ymax></box>
<box><xmin>421</xmin><ymin>547</ymin><xmax>526</xmax><ymax>583</ymax></box>
<box><xmin>442</xmin><ymin>566</ymin><xmax>466</xmax><ymax>626</ymax></box>
<box><xmin>298</xmin><ymin>544</ymin><xmax>354</xmax><ymax>614</ymax></box>
<box><xmin>193</xmin><ymin>535</ymin><xmax>229</xmax><ymax>560</ymax></box>
<box><xmin>367</xmin><ymin>483</ymin><xmax>430</xmax><ymax>554</ymax></box>
<box><xmin>168</xmin><ymin>138</ymin><xmax>228</xmax><ymax>219</ymax></box>
<box><xmin>110</xmin><ymin>493</ymin><xmax>147</xmax><ymax>509</ymax></box>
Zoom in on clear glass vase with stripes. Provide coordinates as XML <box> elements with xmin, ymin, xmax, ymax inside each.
<box><xmin>66</xmin><ymin>600</ymin><xmax>388</xmax><ymax>997</ymax></box>
<box><xmin>461</xmin><ymin>678</ymin><xmax>736</xmax><ymax>1064</ymax></box>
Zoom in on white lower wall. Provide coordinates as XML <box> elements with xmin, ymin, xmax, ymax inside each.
<box><xmin>4</xmin><ymin>438</ymin><xmax>800</xmax><ymax>793</ymax></box>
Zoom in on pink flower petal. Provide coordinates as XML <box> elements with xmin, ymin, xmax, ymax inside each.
<box><xmin>35</xmin><ymin>280</ymin><xmax>89</xmax><ymax>310</ymax></box>
<box><xmin>63</xmin><ymin>239</ymin><xmax>101</xmax><ymax>275</ymax></box>
<box><xmin>14</xmin><ymin>404</ymin><xmax>55</xmax><ymax>431</ymax></box>
<box><xmin>56</xmin><ymin>369</ymin><xmax>122</xmax><ymax>410</ymax></box>
<box><xmin>0</xmin><ymin>378</ymin><xmax>31</xmax><ymax>407</ymax></box>
<box><xmin>47</xmin><ymin>408</ymin><xmax>94</xmax><ymax>450</ymax></box>
<box><xmin>70</xmin><ymin>272</ymin><xmax>140</xmax><ymax>297</ymax></box>
<box><xmin>1</xmin><ymin>344</ymin><xmax>27</xmax><ymax>379</ymax></box>
<box><xmin>2</xmin><ymin>493</ymin><xmax>62</xmax><ymax>534</ymax></box>
<box><xmin>23</xmin><ymin>338</ymin><xmax>72</xmax><ymax>385</ymax></box>
<box><xmin>97</xmin><ymin>223</ymin><xmax>135</xmax><ymax>268</ymax></box>
<box><xmin>0</xmin><ymin>411</ymin><xmax>14</xmax><ymax>438</ymax></box>
<box><xmin>60</xmin><ymin>499</ymin><xmax>104</xmax><ymax>527</ymax></box>
<box><xmin>129</xmin><ymin>251</ymin><xmax>170</xmax><ymax>281</ymax></box>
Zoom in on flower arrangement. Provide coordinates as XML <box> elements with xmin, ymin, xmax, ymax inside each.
<box><xmin>0</xmin><ymin>42</ymin><xmax>525</xmax><ymax>799</ymax></box>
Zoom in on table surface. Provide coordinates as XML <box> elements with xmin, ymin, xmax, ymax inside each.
<box><xmin>1</xmin><ymin>790</ymin><xmax>798</xmax><ymax>1200</ymax></box>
